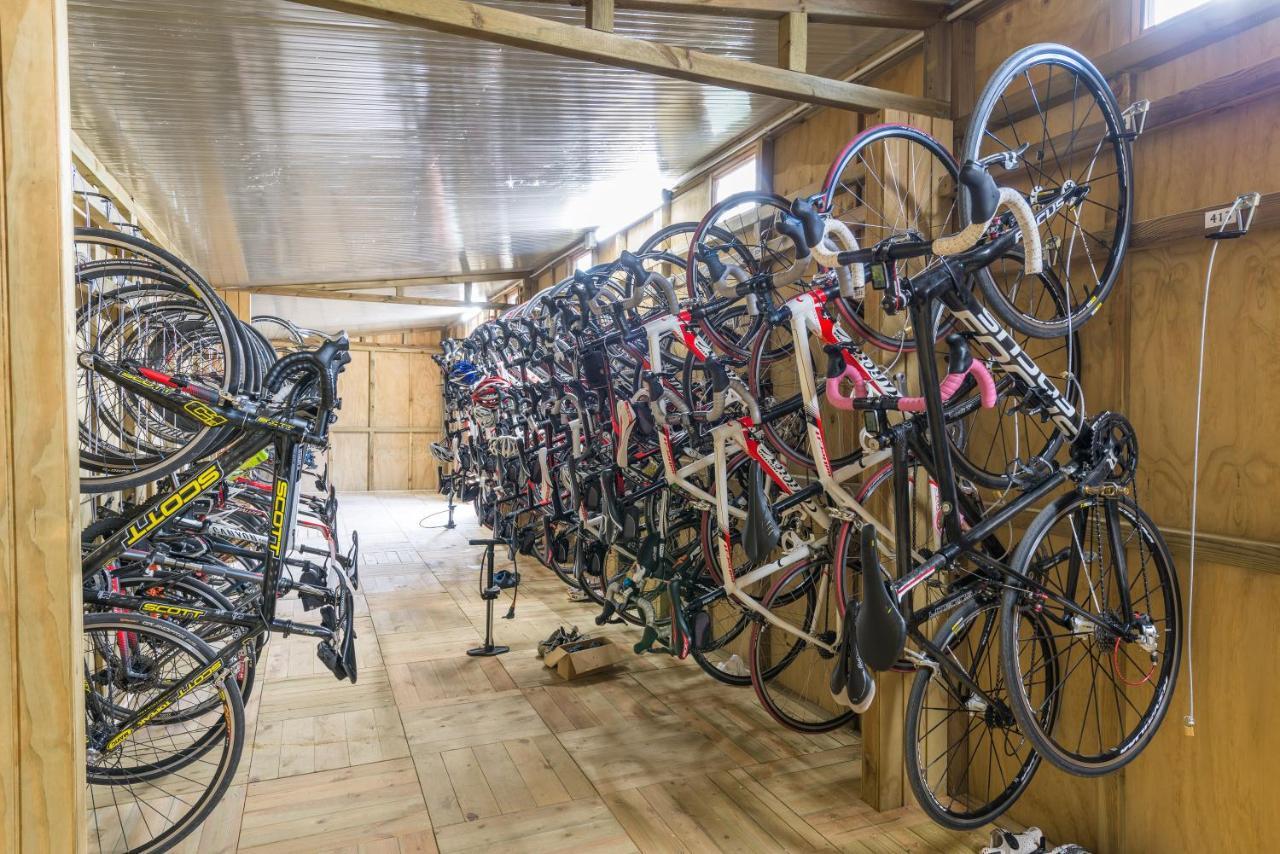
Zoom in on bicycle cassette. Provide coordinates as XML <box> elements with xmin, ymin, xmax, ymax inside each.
<box><xmin>1072</xmin><ymin>411</ymin><xmax>1138</xmax><ymax>487</ymax></box>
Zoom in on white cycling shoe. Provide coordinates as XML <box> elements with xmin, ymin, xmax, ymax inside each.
<box><xmin>980</xmin><ymin>827</ymin><xmax>1090</xmax><ymax>854</ymax></box>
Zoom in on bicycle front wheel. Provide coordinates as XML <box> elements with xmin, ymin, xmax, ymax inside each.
<box><xmin>85</xmin><ymin>612</ymin><xmax>245</xmax><ymax>854</ymax></box>
<box><xmin>962</xmin><ymin>43</ymin><xmax>1133</xmax><ymax>338</ymax></box>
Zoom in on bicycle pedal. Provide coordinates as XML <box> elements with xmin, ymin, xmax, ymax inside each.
<box><xmin>316</xmin><ymin>641</ymin><xmax>348</xmax><ymax>681</ymax></box>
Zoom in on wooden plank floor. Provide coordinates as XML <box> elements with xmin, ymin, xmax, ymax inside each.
<box><xmin>191</xmin><ymin>492</ymin><xmax>993</xmax><ymax>853</ymax></box>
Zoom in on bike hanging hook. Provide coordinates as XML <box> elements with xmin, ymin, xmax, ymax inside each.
<box><xmin>1119</xmin><ymin>99</ymin><xmax>1150</xmax><ymax>140</ymax></box>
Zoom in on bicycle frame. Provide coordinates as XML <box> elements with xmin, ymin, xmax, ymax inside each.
<box><xmin>81</xmin><ymin>360</ymin><xmax>353</xmax><ymax>752</ymax></box>
<box><xmin>860</xmin><ymin>258</ymin><xmax>1133</xmax><ymax>692</ymax></box>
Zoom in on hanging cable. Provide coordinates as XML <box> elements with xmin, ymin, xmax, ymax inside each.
<box><xmin>1184</xmin><ymin>191</ymin><xmax>1261</xmax><ymax>733</ymax></box>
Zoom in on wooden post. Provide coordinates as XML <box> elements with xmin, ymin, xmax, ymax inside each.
<box><xmin>778</xmin><ymin>11</ymin><xmax>807</xmax><ymax>73</ymax></box>
<box><xmin>585</xmin><ymin>0</ymin><xmax>614</xmax><ymax>31</ymax></box>
<box><xmin>922</xmin><ymin>21</ymin><xmax>950</xmax><ymax>104</ymax></box>
<box><xmin>0</xmin><ymin>0</ymin><xmax>85</xmax><ymax>851</ymax></box>
<box><xmin>756</xmin><ymin>134</ymin><xmax>775</xmax><ymax>195</ymax></box>
<box><xmin>948</xmin><ymin>19</ymin><xmax>975</xmax><ymax>155</ymax></box>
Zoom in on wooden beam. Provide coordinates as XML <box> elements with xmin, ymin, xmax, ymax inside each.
<box><xmin>1140</xmin><ymin>52</ymin><xmax>1280</xmax><ymax>128</ymax></box>
<box><xmin>948</xmin><ymin>19</ymin><xmax>974</xmax><ymax>153</ymax></box>
<box><xmin>531</xmin><ymin>0</ymin><xmax>946</xmax><ymax>28</ymax></box>
<box><xmin>973</xmin><ymin>0</ymin><xmax>1280</xmax><ymax>129</ymax></box>
<box><xmin>1131</xmin><ymin>191</ymin><xmax>1280</xmax><ymax>248</ymax></box>
<box><xmin>293</xmin><ymin>0</ymin><xmax>949</xmax><ymax>116</ymax></box>
<box><xmin>0</xmin><ymin>0</ymin><xmax>85</xmax><ymax>850</ymax></box>
<box><xmin>1097</xmin><ymin>0</ymin><xmax>1280</xmax><ymax>78</ymax></box>
<box><xmin>226</xmin><ymin>269</ymin><xmax>530</xmax><ymax>292</ymax></box>
<box><xmin>1041</xmin><ymin>54</ymin><xmax>1280</xmax><ymax>173</ymax></box>
<box><xmin>250</xmin><ymin>285</ymin><xmax>510</xmax><ymax>310</ymax></box>
<box><xmin>777</xmin><ymin>11</ymin><xmax>806</xmax><ymax>73</ymax></box>
<box><xmin>585</xmin><ymin>0</ymin><xmax>613</xmax><ymax>31</ymax></box>
<box><xmin>70</xmin><ymin>130</ymin><xmax>178</xmax><ymax>251</ymax></box>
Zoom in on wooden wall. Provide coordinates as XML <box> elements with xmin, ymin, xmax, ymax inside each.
<box><xmin>0</xmin><ymin>0</ymin><xmax>86</xmax><ymax>849</ymax></box>
<box><xmin>507</xmin><ymin>2</ymin><xmax>1280</xmax><ymax>849</ymax></box>
<box><xmin>854</xmin><ymin>2</ymin><xmax>1279</xmax><ymax>850</ymax></box>
<box><xmin>977</xmin><ymin>2</ymin><xmax>1280</xmax><ymax>851</ymax></box>
<box><xmin>330</xmin><ymin>330</ymin><xmax>445</xmax><ymax>493</ymax></box>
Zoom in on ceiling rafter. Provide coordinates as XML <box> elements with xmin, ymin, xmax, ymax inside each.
<box><xmin>291</xmin><ymin>0</ymin><xmax>949</xmax><ymax>116</ymax></box>
<box><xmin>223</xmin><ymin>269</ymin><xmax>530</xmax><ymax>292</ymax></box>
<box><xmin>250</xmin><ymin>285</ymin><xmax>509</xmax><ymax>310</ymax></box>
<box><xmin>526</xmin><ymin>0</ymin><xmax>948</xmax><ymax>29</ymax></box>
<box><xmin>70</xmin><ymin>131</ymin><xmax>178</xmax><ymax>252</ymax></box>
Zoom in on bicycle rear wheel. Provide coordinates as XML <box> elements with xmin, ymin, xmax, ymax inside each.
<box><xmin>962</xmin><ymin>43</ymin><xmax>1133</xmax><ymax>338</ymax></box>
<box><xmin>1000</xmin><ymin>493</ymin><xmax>1181</xmax><ymax>775</ymax></box>
<box><xmin>749</xmin><ymin>559</ymin><xmax>854</xmax><ymax>733</ymax></box>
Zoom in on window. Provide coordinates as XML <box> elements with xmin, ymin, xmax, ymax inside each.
<box><xmin>574</xmin><ymin>249</ymin><xmax>594</xmax><ymax>274</ymax></box>
<box><xmin>713</xmin><ymin>156</ymin><xmax>758</xmax><ymax>204</ymax></box>
<box><xmin>1145</xmin><ymin>0</ymin><xmax>1211</xmax><ymax>27</ymax></box>
<box><xmin>712</xmin><ymin>156</ymin><xmax>758</xmax><ymax>222</ymax></box>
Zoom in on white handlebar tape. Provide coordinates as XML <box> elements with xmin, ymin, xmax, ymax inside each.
<box><xmin>931</xmin><ymin>187</ymin><xmax>1043</xmax><ymax>276</ymax></box>
<box><xmin>811</xmin><ymin>219</ymin><xmax>866</xmax><ymax>296</ymax></box>
<box><xmin>999</xmin><ymin>187</ymin><xmax>1043</xmax><ymax>275</ymax></box>
<box><xmin>931</xmin><ymin>220</ymin><xmax>988</xmax><ymax>258</ymax></box>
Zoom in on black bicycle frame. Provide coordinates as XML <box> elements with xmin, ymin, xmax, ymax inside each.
<box><xmin>82</xmin><ymin>363</ymin><xmax>333</xmax><ymax>750</ymax></box>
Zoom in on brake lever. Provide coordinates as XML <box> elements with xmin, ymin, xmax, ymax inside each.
<box><xmin>978</xmin><ymin>142</ymin><xmax>1031</xmax><ymax>172</ymax></box>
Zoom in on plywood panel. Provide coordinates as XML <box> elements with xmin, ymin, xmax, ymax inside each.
<box><xmin>333</xmin><ymin>433</ymin><xmax>370</xmax><ymax>492</ymax></box>
<box><xmin>974</xmin><ymin>0</ymin><xmax>1114</xmax><ymax>84</ymax></box>
<box><xmin>372</xmin><ymin>433</ymin><xmax>412</xmax><ymax>490</ymax></box>
<box><xmin>670</xmin><ymin>177</ymin><xmax>711</xmax><ymax>226</ymax></box>
<box><xmin>410</xmin><ymin>433</ymin><xmax>439</xmax><ymax>492</ymax></box>
<box><xmin>371</xmin><ymin>351</ymin><xmax>412</xmax><ymax>428</ymax></box>
<box><xmin>409</xmin><ymin>353</ymin><xmax>442</xmax><ymax>431</ymax></box>
<box><xmin>339</xmin><ymin>349</ymin><xmax>371</xmax><ymax>428</ymax></box>
<box><xmin>1126</xmin><ymin>225</ymin><xmax>1280</xmax><ymax>541</ymax></box>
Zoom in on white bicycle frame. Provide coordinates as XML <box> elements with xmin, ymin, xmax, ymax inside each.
<box><xmin>637</xmin><ymin>308</ymin><xmax>844</xmax><ymax>651</ymax></box>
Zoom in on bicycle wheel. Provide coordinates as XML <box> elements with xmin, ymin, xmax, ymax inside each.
<box><xmin>110</xmin><ymin>572</ymin><xmax>260</xmax><ymax>704</ymax></box>
<box><xmin>610</xmin><ymin>506</ymin><xmax>693</xmax><ymax>628</ymax></box>
<box><xmin>1000</xmin><ymin>493</ymin><xmax>1181</xmax><ymax>775</ymax></box>
<box><xmin>76</xmin><ymin>228</ymin><xmax>245</xmax><ymax>492</ymax></box>
<box><xmin>749</xmin><ymin>559</ymin><xmax>854</xmax><ymax>733</ymax></box>
<box><xmin>544</xmin><ymin>518</ymin><xmax>581</xmax><ymax>589</ymax></box>
<box><xmin>85</xmin><ymin>613</ymin><xmax>244</xmax><ymax>854</ymax></box>
<box><xmin>685</xmin><ymin>192</ymin><xmax>802</xmax><ymax>360</ymax></box>
<box><xmin>904</xmin><ymin>598</ymin><xmax>1055</xmax><ymax>829</ymax></box>
<box><xmin>820</xmin><ymin>123</ymin><xmax>961</xmax><ymax>353</ymax></box>
<box><xmin>832</xmin><ymin>460</ymin><xmax>940</xmax><ymax>618</ymax></box>
<box><xmin>681</xmin><ymin>565</ymin><xmax>755</xmax><ymax>687</ymax></box>
<box><xmin>962</xmin><ymin>43</ymin><xmax>1132</xmax><ymax>338</ymax></box>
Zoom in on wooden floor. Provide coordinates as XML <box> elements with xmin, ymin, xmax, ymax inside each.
<box><xmin>179</xmin><ymin>492</ymin><xmax>993</xmax><ymax>853</ymax></box>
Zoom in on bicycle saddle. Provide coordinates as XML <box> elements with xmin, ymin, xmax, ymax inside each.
<box><xmin>743</xmin><ymin>465</ymin><xmax>781</xmax><ymax>566</ymax></box>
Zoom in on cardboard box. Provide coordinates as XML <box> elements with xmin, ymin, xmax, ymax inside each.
<box><xmin>542</xmin><ymin>636</ymin><xmax>622</xmax><ymax>680</ymax></box>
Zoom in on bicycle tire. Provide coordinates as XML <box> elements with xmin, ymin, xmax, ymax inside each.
<box><xmin>904</xmin><ymin>598</ymin><xmax>1053</xmax><ymax>829</ymax></box>
<box><xmin>999</xmin><ymin>493</ymin><xmax>1181</xmax><ymax>776</ymax></box>
<box><xmin>84</xmin><ymin>612</ymin><xmax>244</xmax><ymax>854</ymax></box>
<box><xmin>962</xmin><ymin>44</ymin><xmax>1132</xmax><ymax>338</ymax></box>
